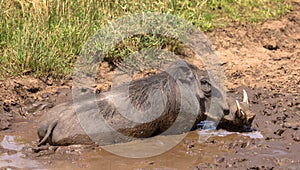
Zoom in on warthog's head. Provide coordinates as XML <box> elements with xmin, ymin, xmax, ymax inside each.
<box><xmin>184</xmin><ymin>62</ymin><xmax>255</xmax><ymax>131</ymax></box>
<box><xmin>173</xmin><ymin>62</ymin><xmax>256</xmax><ymax>132</ymax></box>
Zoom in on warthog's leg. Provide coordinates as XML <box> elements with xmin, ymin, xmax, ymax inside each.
<box><xmin>38</xmin><ymin>120</ymin><xmax>58</xmax><ymax>146</ymax></box>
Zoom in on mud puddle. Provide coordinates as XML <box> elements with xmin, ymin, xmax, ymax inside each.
<box><xmin>0</xmin><ymin>121</ymin><xmax>46</xmax><ymax>169</ymax></box>
<box><xmin>0</xmin><ymin>118</ymin><xmax>265</xmax><ymax>170</ymax></box>
<box><xmin>0</xmin><ymin>135</ymin><xmax>42</xmax><ymax>169</ymax></box>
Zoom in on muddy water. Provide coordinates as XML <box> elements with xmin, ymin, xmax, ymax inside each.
<box><xmin>0</xmin><ymin>85</ymin><xmax>299</xmax><ymax>169</ymax></box>
<box><xmin>0</xmin><ymin>135</ymin><xmax>41</xmax><ymax>169</ymax></box>
<box><xmin>0</xmin><ymin>119</ymin><xmax>265</xmax><ymax>170</ymax></box>
<box><xmin>0</xmin><ymin>121</ymin><xmax>43</xmax><ymax>169</ymax></box>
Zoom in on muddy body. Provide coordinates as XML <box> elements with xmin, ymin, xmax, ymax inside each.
<box><xmin>38</xmin><ymin>61</ymin><xmax>254</xmax><ymax>146</ymax></box>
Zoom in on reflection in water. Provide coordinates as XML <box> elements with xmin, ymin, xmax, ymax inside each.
<box><xmin>0</xmin><ymin>135</ymin><xmax>42</xmax><ymax>169</ymax></box>
<box><xmin>102</xmin><ymin>133</ymin><xmax>187</xmax><ymax>158</ymax></box>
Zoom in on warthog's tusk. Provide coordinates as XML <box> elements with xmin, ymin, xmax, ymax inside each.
<box><xmin>236</xmin><ymin>100</ymin><xmax>245</xmax><ymax>117</ymax></box>
<box><xmin>243</xmin><ymin>89</ymin><xmax>249</xmax><ymax>104</ymax></box>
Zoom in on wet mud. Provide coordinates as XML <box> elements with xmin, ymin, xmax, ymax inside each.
<box><xmin>1</xmin><ymin>1</ymin><xmax>300</xmax><ymax>169</ymax></box>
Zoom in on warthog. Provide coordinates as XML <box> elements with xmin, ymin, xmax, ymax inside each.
<box><xmin>37</xmin><ymin>61</ymin><xmax>255</xmax><ymax>146</ymax></box>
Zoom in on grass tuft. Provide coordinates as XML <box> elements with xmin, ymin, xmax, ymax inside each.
<box><xmin>0</xmin><ymin>0</ymin><xmax>291</xmax><ymax>79</ymax></box>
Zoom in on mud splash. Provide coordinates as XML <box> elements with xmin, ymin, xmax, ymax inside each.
<box><xmin>198</xmin><ymin>129</ymin><xmax>264</xmax><ymax>143</ymax></box>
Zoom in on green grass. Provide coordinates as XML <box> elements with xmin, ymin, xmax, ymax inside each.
<box><xmin>0</xmin><ymin>0</ymin><xmax>291</xmax><ymax>79</ymax></box>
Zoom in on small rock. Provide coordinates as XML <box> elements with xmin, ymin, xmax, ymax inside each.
<box><xmin>238</xmin><ymin>158</ymin><xmax>248</xmax><ymax>162</ymax></box>
<box><xmin>292</xmin><ymin>132</ymin><xmax>300</xmax><ymax>142</ymax></box>
<box><xmin>0</xmin><ymin>120</ymin><xmax>10</xmax><ymax>130</ymax></box>
<box><xmin>216</xmin><ymin>157</ymin><xmax>225</xmax><ymax>163</ymax></box>
<box><xmin>274</xmin><ymin>129</ymin><xmax>285</xmax><ymax>136</ymax></box>
<box><xmin>263</xmin><ymin>39</ymin><xmax>279</xmax><ymax>50</ymax></box>
<box><xmin>283</xmin><ymin>122</ymin><xmax>300</xmax><ymax>129</ymax></box>
<box><xmin>142</xmin><ymin>160</ymin><xmax>154</xmax><ymax>165</ymax></box>
<box><xmin>32</xmin><ymin>145</ymin><xmax>50</xmax><ymax>153</ymax></box>
<box><xmin>263</xmin><ymin>109</ymin><xmax>272</xmax><ymax>116</ymax></box>
<box><xmin>42</xmin><ymin>93</ymin><xmax>50</xmax><ymax>98</ymax></box>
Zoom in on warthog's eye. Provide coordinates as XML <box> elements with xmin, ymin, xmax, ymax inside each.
<box><xmin>200</xmin><ymin>78</ymin><xmax>211</xmax><ymax>94</ymax></box>
<box><xmin>200</xmin><ymin>78</ymin><xmax>208</xmax><ymax>84</ymax></box>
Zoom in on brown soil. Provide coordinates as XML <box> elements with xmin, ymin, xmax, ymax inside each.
<box><xmin>0</xmin><ymin>1</ymin><xmax>299</xmax><ymax>169</ymax></box>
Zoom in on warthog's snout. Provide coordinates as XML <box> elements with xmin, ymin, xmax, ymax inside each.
<box><xmin>217</xmin><ymin>90</ymin><xmax>256</xmax><ymax>131</ymax></box>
